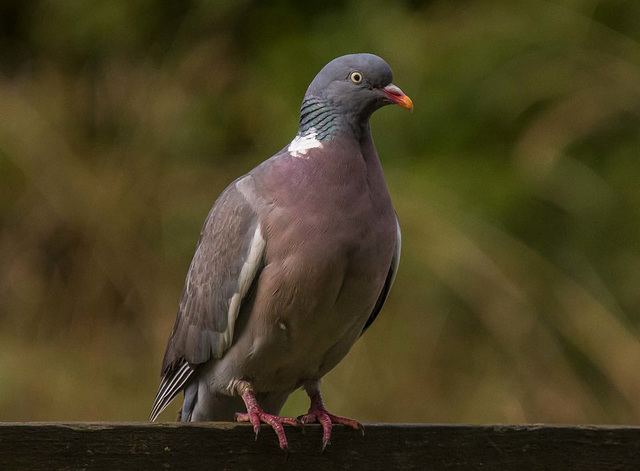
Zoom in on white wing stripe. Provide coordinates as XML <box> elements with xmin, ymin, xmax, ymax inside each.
<box><xmin>216</xmin><ymin>223</ymin><xmax>265</xmax><ymax>358</ymax></box>
<box><xmin>150</xmin><ymin>221</ymin><xmax>266</xmax><ymax>421</ymax></box>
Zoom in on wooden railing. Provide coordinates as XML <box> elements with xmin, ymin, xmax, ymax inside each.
<box><xmin>1</xmin><ymin>422</ymin><xmax>639</xmax><ymax>470</ymax></box>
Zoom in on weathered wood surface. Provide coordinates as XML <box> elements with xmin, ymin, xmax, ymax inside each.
<box><xmin>1</xmin><ymin>422</ymin><xmax>639</xmax><ymax>470</ymax></box>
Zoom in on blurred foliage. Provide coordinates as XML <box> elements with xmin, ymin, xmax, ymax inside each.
<box><xmin>1</xmin><ymin>0</ymin><xmax>640</xmax><ymax>424</ymax></box>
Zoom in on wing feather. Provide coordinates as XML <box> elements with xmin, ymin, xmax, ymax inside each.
<box><xmin>150</xmin><ymin>176</ymin><xmax>267</xmax><ymax>420</ymax></box>
<box><xmin>361</xmin><ymin>217</ymin><xmax>401</xmax><ymax>335</ymax></box>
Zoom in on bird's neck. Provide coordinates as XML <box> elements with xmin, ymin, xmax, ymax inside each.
<box><xmin>298</xmin><ymin>97</ymin><xmax>342</xmax><ymax>140</ymax></box>
<box><xmin>297</xmin><ymin>97</ymin><xmax>371</xmax><ymax>143</ymax></box>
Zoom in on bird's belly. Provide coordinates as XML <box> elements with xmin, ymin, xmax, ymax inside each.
<box><xmin>244</xmin><ymin>290</ymin><xmax>370</xmax><ymax>391</ymax></box>
<box><xmin>236</xmin><ymin>230</ymin><xmax>393</xmax><ymax>392</ymax></box>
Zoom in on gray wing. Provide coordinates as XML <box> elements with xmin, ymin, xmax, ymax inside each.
<box><xmin>361</xmin><ymin>217</ymin><xmax>401</xmax><ymax>335</ymax></box>
<box><xmin>150</xmin><ymin>176</ymin><xmax>266</xmax><ymax>421</ymax></box>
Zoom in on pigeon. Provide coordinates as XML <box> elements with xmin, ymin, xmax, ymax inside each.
<box><xmin>150</xmin><ymin>53</ymin><xmax>412</xmax><ymax>452</ymax></box>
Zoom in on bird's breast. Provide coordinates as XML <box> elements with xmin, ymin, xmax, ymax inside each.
<box><xmin>236</xmin><ymin>149</ymin><xmax>396</xmax><ymax>389</ymax></box>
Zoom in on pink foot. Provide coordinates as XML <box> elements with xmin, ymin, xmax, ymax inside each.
<box><xmin>298</xmin><ymin>393</ymin><xmax>365</xmax><ymax>451</ymax></box>
<box><xmin>235</xmin><ymin>390</ymin><xmax>299</xmax><ymax>452</ymax></box>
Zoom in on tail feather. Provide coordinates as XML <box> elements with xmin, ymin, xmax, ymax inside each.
<box><xmin>149</xmin><ymin>361</ymin><xmax>195</xmax><ymax>421</ymax></box>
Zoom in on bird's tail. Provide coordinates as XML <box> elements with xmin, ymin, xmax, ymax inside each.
<box><xmin>149</xmin><ymin>361</ymin><xmax>195</xmax><ymax>422</ymax></box>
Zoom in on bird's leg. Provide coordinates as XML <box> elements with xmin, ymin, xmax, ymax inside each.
<box><xmin>298</xmin><ymin>380</ymin><xmax>364</xmax><ymax>451</ymax></box>
<box><xmin>234</xmin><ymin>383</ymin><xmax>299</xmax><ymax>452</ymax></box>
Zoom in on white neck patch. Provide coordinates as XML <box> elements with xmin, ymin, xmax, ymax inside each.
<box><xmin>287</xmin><ymin>129</ymin><xmax>323</xmax><ymax>159</ymax></box>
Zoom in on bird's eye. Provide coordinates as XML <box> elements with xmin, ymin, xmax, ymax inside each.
<box><xmin>349</xmin><ymin>72</ymin><xmax>363</xmax><ymax>84</ymax></box>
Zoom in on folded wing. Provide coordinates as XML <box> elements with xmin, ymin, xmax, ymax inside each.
<box><xmin>361</xmin><ymin>217</ymin><xmax>401</xmax><ymax>335</ymax></box>
<box><xmin>150</xmin><ymin>179</ymin><xmax>266</xmax><ymax>421</ymax></box>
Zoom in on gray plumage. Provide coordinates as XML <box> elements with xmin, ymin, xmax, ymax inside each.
<box><xmin>151</xmin><ymin>53</ymin><xmax>408</xmax><ymax>425</ymax></box>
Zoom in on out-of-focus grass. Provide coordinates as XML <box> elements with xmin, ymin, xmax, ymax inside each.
<box><xmin>1</xmin><ymin>0</ymin><xmax>640</xmax><ymax>423</ymax></box>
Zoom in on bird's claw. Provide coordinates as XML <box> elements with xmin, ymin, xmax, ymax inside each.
<box><xmin>322</xmin><ymin>438</ymin><xmax>331</xmax><ymax>453</ymax></box>
<box><xmin>297</xmin><ymin>407</ymin><xmax>363</xmax><ymax>452</ymax></box>
<box><xmin>235</xmin><ymin>408</ymin><xmax>298</xmax><ymax>452</ymax></box>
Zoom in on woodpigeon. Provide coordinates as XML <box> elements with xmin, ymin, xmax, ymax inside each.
<box><xmin>150</xmin><ymin>53</ymin><xmax>412</xmax><ymax>452</ymax></box>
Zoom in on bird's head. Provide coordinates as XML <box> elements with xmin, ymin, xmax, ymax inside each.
<box><xmin>304</xmin><ymin>53</ymin><xmax>413</xmax><ymax>123</ymax></box>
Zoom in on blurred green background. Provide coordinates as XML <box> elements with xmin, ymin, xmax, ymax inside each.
<box><xmin>1</xmin><ymin>0</ymin><xmax>640</xmax><ymax>425</ymax></box>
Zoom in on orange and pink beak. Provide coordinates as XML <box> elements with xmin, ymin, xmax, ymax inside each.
<box><xmin>379</xmin><ymin>84</ymin><xmax>413</xmax><ymax>111</ymax></box>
